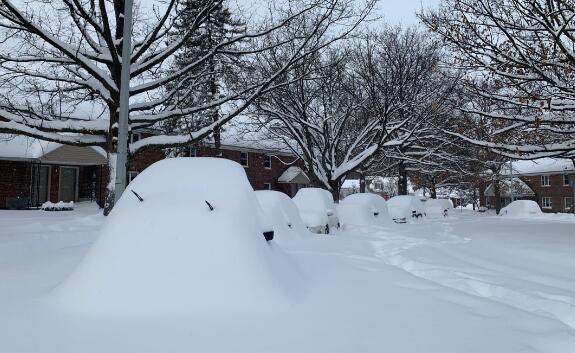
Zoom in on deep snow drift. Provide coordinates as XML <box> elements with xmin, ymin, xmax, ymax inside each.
<box><xmin>51</xmin><ymin>158</ymin><xmax>300</xmax><ymax>316</ymax></box>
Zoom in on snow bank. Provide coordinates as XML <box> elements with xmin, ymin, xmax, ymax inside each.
<box><xmin>338</xmin><ymin>193</ymin><xmax>392</xmax><ymax>227</ymax></box>
<box><xmin>387</xmin><ymin>195</ymin><xmax>425</xmax><ymax>221</ymax></box>
<box><xmin>292</xmin><ymin>188</ymin><xmax>338</xmax><ymax>233</ymax></box>
<box><xmin>41</xmin><ymin>201</ymin><xmax>74</xmax><ymax>211</ymax></box>
<box><xmin>255</xmin><ymin>190</ymin><xmax>311</xmax><ymax>241</ymax></box>
<box><xmin>500</xmin><ymin>200</ymin><xmax>542</xmax><ymax>218</ymax></box>
<box><xmin>51</xmin><ymin>158</ymin><xmax>301</xmax><ymax>316</ymax></box>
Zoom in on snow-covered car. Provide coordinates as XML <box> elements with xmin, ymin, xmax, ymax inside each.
<box><xmin>52</xmin><ymin>158</ymin><xmax>298</xmax><ymax>316</ymax></box>
<box><xmin>424</xmin><ymin>198</ymin><xmax>449</xmax><ymax>218</ymax></box>
<box><xmin>338</xmin><ymin>193</ymin><xmax>391</xmax><ymax>227</ymax></box>
<box><xmin>292</xmin><ymin>188</ymin><xmax>339</xmax><ymax>234</ymax></box>
<box><xmin>499</xmin><ymin>200</ymin><xmax>542</xmax><ymax>217</ymax></box>
<box><xmin>387</xmin><ymin>195</ymin><xmax>425</xmax><ymax>223</ymax></box>
<box><xmin>255</xmin><ymin>190</ymin><xmax>310</xmax><ymax>240</ymax></box>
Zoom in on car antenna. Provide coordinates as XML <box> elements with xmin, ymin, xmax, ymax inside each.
<box><xmin>205</xmin><ymin>200</ymin><xmax>214</xmax><ymax>211</ymax></box>
<box><xmin>131</xmin><ymin>190</ymin><xmax>144</xmax><ymax>202</ymax></box>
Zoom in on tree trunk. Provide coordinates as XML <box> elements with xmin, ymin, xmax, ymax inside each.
<box><xmin>329</xmin><ymin>180</ymin><xmax>341</xmax><ymax>203</ymax></box>
<box><xmin>359</xmin><ymin>173</ymin><xmax>366</xmax><ymax>193</ymax></box>
<box><xmin>494</xmin><ymin>179</ymin><xmax>502</xmax><ymax>214</ymax></box>
<box><xmin>398</xmin><ymin>162</ymin><xmax>408</xmax><ymax>195</ymax></box>
<box><xmin>430</xmin><ymin>177</ymin><xmax>437</xmax><ymax>199</ymax></box>
<box><xmin>104</xmin><ymin>152</ymin><xmax>117</xmax><ymax>216</ymax></box>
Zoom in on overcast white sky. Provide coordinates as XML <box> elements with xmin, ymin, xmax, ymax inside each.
<box><xmin>378</xmin><ymin>0</ymin><xmax>441</xmax><ymax>26</ymax></box>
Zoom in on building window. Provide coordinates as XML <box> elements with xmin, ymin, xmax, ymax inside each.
<box><xmin>264</xmin><ymin>183</ymin><xmax>272</xmax><ymax>190</ymax></box>
<box><xmin>564</xmin><ymin>174</ymin><xmax>570</xmax><ymax>187</ymax></box>
<box><xmin>541</xmin><ymin>175</ymin><xmax>550</xmax><ymax>186</ymax></box>
<box><xmin>240</xmin><ymin>151</ymin><xmax>248</xmax><ymax>167</ymax></box>
<box><xmin>264</xmin><ymin>155</ymin><xmax>272</xmax><ymax>169</ymax></box>
<box><xmin>130</xmin><ymin>133</ymin><xmax>141</xmax><ymax>144</ymax></box>
<box><xmin>128</xmin><ymin>171</ymin><xmax>139</xmax><ymax>184</ymax></box>
<box><xmin>542</xmin><ymin>196</ymin><xmax>552</xmax><ymax>209</ymax></box>
<box><xmin>565</xmin><ymin>197</ymin><xmax>573</xmax><ymax>212</ymax></box>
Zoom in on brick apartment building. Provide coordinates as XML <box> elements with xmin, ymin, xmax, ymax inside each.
<box><xmin>0</xmin><ymin>133</ymin><xmax>309</xmax><ymax>209</ymax></box>
<box><xmin>481</xmin><ymin>158</ymin><xmax>575</xmax><ymax>213</ymax></box>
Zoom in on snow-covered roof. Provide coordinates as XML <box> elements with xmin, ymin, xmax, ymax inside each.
<box><xmin>218</xmin><ymin>133</ymin><xmax>294</xmax><ymax>155</ymax></box>
<box><xmin>0</xmin><ymin>135</ymin><xmax>106</xmax><ymax>161</ymax></box>
<box><xmin>504</xmin><ymin>158</ymin><xmax>575</xmax><ymax>176</ymax></box>
<box><xmin>278</xmin><ymin>166</ymin><xmax>310</xmax><ymax>184</ymax></box>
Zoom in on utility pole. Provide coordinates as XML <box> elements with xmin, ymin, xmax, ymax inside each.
<box><xmin>509</xmin><ymin>160</ymin><xmax>514</xmax><ymax>203</ymax></box>
<box><xmin>114</xmin><ymin>0</ymin><xmax>134</xmax><ymax>204</ymax></box>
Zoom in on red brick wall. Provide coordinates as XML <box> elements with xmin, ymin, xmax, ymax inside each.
<box><xmin>129</xmin><ymin>148</ymin><xmax>166</xmax><ymax>173</ymax></box>
<box><xmin>195</xmin><ymin>146</ymin><xmax>302</xmax><ymax>196</ymax></box>
<box><xmin>0</xmin><ymin>160</ymin><xmax>31</xmax><ymax>208</ymax></box>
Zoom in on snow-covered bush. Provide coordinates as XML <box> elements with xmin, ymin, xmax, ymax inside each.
<box><xmin>338</xmin><ymin>193</ymin><xmax>391</xmax><ymax>227</ymax></box>
<box><xmin>387</xmin><ymin>195</ymin><xmax>425</xmax><ymax>222</ymax></box>
<box><xmin>41</xmin><ymin>201</ymin><xmax>74</xmax><ymax>211</ymax></box>
<box><xmin>292</xmin><ymin>188</ymin><xmax>339</xmax><ymax>234</ymax></box>
<box><xmin>51</xmin><ymin>158</ymin><xmax>300</xmax><ymax>316</ymax></box>
<box><xmin>499</xmin><ymin>200</ymin><xmax>542</xmax><ymax>218</ymax></box>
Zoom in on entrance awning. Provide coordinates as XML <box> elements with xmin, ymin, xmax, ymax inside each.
<box><xmin>278</xmin><ymin>166</ymin><xmax>310</xmax><ymax>184</ymax></box>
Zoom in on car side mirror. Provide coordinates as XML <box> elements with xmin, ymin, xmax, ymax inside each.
<box><xmin>263</xmin><ymin>231</ymin><xmax>274</xmax><ymax>241</ymax></box>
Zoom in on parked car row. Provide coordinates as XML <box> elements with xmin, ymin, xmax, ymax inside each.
<box><xmin>284</xmin><ymin>187</ymin><xmax>455</xmax><ymax>234</ymax></box>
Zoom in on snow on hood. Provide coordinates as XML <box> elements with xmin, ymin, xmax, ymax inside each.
<box><xmin>50</xmin><ymin>158</ymin><xmax>301</xmax><ymax>316</ymax></box>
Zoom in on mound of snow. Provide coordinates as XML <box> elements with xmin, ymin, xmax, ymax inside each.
<box><xmin>499</xmin><ymin>200</ymin><xmax>543</xmax><ymax>217</ymax></box>
<box><xmin>387</xmin><ymin>195</ymin><xmax>425</xmax><ymax>221</ymax></box>
<box><xmin>41</xmin><ymin>201</ymin><xmax>74</xmax><ymax>211</ymax></box>
<box><xmin>292</xmin><ymin>188</ymin><xmax>338</xmax><ymax>233</ymax></box>
<box><xmin>51</xmin><ymin>158</ymin><xmax>300</xmax><ymax>316</ymax></box>
<box><xmin>338</xmin><ymin>193</ymin><xmax>391</xmax><ymax>227</ymax></box>
<box><xmin>255</xmin><ymin>190</ymin><xmax>311</xmax><ymax>241</ymax></box>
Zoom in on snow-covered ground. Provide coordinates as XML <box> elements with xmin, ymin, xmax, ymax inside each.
<box><xmin>1</xmin><ymin>203</ymin><xmax>575</xmax><ymax>352</ymax></box>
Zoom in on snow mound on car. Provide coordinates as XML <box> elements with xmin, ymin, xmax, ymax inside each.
<box><xmin>51</xmin><ymin>158</ymin><xmax>301</xmax><ymax>316</ymax></box>
<box><xmin>500</xmin><ymin>200</ymin><xmax>543</xmax><ymax>217</ymax></box>
<box><xmin>255</xmin><ymin>191</ymin><xmax>310</xmax><ymax>242</ymax></box>
<box><xmin>387</xmin><ymin>195</ymin><xmax>425</xmax><ymax>220</ymax></box>
<box><xmin>425</xmin><ymin>199</ymin><xmax>449</xmax><ymax>218</ymax></box>
<box><xmin>338</xmin><ymin>193</ymin><xmax>392</xmax><ymax>227</ymax></box>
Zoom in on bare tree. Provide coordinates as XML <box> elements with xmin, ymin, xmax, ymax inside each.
<box><xmin>421</xmin><ymin>0</ymin><xmax>575</xmax><ymax>160</ymax></box>
<box><xmin>249</xmin><ymin>28</ymin><xmax>447</xmax><ymax>201</ymax></box>
<box><xmin>0</xmin><ymin>0</ymin><xmax>369</xmax><ymax>211</ymax></box>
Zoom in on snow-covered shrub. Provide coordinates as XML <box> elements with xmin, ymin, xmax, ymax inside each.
<box><xmin>41</xmin><ymin>201</ymin><xmax>74</xmax><ymax>211</ymax></box>
<box><xmin>51</xmin><ymin>158</ymin><xmax>301</xmax><ymax>316</ymax></box>
<box><xmin>338</xmin><ymin>193</ymin><xmax>391</xmax><ymax>227</ymax></box>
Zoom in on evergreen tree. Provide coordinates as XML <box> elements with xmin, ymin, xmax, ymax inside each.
<box><xmin>168</xmin><ymin>0</ymin><xmax>245</xmax><ymax>151</ymax></box>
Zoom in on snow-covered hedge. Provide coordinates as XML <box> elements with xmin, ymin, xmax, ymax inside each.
<box><xmin>41</xmin><ymin>201</ymin><xmax>74</xmax><ymax>211</ymax></box>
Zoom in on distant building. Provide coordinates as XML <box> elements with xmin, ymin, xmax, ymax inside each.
<box><xmin>0</xmin><ymin>134</ymin><xmax>309</xmax><ymax>209</ymax></box>
<box><xmin>481</xmin><ymin>158</ymin><xmax>575</xmax><ymax>213</ymax></box>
